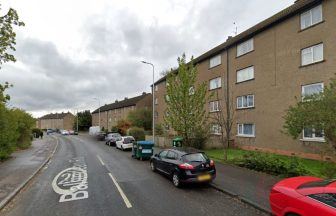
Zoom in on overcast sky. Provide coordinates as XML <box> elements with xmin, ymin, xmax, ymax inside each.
<box><xmin>1</xmin><ymin>0</ymin><xmax>294</xmax><ymax>117</ymax></box>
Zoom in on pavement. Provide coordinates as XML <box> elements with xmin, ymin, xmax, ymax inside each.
<box><xmin>0</xmin><ymin>134</ymin><xmax>267</xmax><ymax>216</ymax></box>
<box><xmin>0</xmin><ymin>136</ymin><xmax>58</xmax><ymax>209</ymax></box>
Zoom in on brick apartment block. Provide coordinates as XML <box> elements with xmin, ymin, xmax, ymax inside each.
<box><xmin>37</xmin><ymin>112</ymin><xmax>75</xmax><ymax>131</ymax></box>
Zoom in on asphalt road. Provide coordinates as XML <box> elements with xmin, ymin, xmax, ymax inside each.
<box><xmin>1</xmin><ymin>134</ymin><xmax>267</xmax><ymax>216</ymax></box>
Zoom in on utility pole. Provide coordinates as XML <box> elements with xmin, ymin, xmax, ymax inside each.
<box><xmin>76</xmin><ymin>109</ymin><xmax>79</xmax><ymax>132</ymax></box>
<box><xmin>141</xmin><ymin>61</ymin><xmax>155</xmax><ymax>142</ymax></box>
<box><xmin>93</xmin><ymin>98</ymin><xmax>101</xmax><ymax>130</ymax></box>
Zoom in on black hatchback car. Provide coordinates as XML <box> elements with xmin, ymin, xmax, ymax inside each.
<box><xmin>150</xmin><ymin>148</ymin><xmax>216</xmax><ymax>187</ymax></box>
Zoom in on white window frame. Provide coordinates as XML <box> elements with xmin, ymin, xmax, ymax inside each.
<box><xmin>209</xmin><ymin>77</ymin><xmax>222</xmax><ymax>90</ymax></box>
<box><xmin>209</xmin><ymin>101</ymin><xmax>220</xmax><ymax>112</ymax></box>
<box><xmin>209</xmin><ymin>55</ymin><xmax>221</xmax><ymax>68</ymax></box>
<box><xmin>210</xmin><ymin>124</ymin><xmax>221</xmax><ymax>135</ymax></box>
<box><xmin>237</xmin><ymin>95</ymin><xmax>254</xmax><ymax>109</ymax></box>
<box><xmin>300</xmin><ymin>4</ymin><xmax>323</xmax><ymax>30</ymax></box>
<box><xmin>301</xmin><ymin>82</ymin><xmax>324</xmax><ymax>101</ymax></box>
<box><xmin>155</xmin><ymin>98</ymin><xmax>158</xmax><ymax>105</ymax></box>
<box><xmin>237</xmin><ymin>66</ymin><xmax>254</xmax><ymax>83</ymax></box>
<box><xmin>237</xmin><ymin>38</ymin><xmax>254</xmax><ymax>57</ymax></box>
<box><xmin>155</xmin><ymin>85</ymin><xmax>158</xmax><ymax>91</ymax></box>
<box><xmin>301</xmin><ymin>43</ymin><xmax>324</xmax><ymax>66</ymax></box>
<box><xmin>237</xmin><ymin>123</ymin><xmax>255</xmax><ymax>137</ymax></box>
<box><xmin>301</xmin><ymin>128</ymin><xmax>325</xmax><ymax>142</ymax></box>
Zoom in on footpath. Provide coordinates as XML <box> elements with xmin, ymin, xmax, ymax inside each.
<box><xmin>0</xmin><ymin>136</ymin><xmax>58</xmax><ymax>210</ymax></box>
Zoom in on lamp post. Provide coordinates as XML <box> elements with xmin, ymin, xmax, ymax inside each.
<box><xmin>93</xmin><ymin>98</ymin><xmax>101</xmax><ymax>130</ymax></box>
<box><xmin>141</xmin><ymin>61</ymin><xmax>155</xmax><ymax>142</ymax></box>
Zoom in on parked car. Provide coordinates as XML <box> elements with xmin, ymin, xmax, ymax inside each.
<box><xmin>270</xmin><ymin>176</ymin><xmax>336</xmax><ymax>216</ymax></box>
<box><xmin>150</xmin><ymin>148</ymin><xmax>216</xmax><ymax>187</ymax></box>
<box><xmin>105</xmin><ymin>133</ymin><xmax>122</xmax><ymax>146</ymax></box>
<box><xmin>68</xmin><ymin>130</ymin><xmax>75</xmax><ymax>135</ymax></box>
<box><xmin>61</xmin><ymin>130</ymin><xmax>69</xmax><ymax>135</ymax></box>
<box><xmin>96</xmin><ymin>132</ymin><xmax>106</xmax><ymax>141</ymax></box>
<box><xmin>46</xmin><ymin>129</ymin><xmax>54</xmax><ymax>135</ymax></box>
<box><xmin>116</xmin><ymin>136</ymin><xmax>135</xmax><ymax>150</ymax></box>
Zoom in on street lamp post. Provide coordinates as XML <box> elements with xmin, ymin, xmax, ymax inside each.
<box><xmin>141</xmin><ymin>61</ymin><xmax>155</xmax><ymax>143</ymax></box>
<box><xmin>93</xmin><ymin>98</ymin><xmax>101</xmax><ymax>130</ymax></box>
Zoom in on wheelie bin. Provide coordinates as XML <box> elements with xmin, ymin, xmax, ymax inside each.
<box><xmin>132</xmin><ymin>141</ymin><xmax>154</xmax><ymax>160</ymax></box>
<box><xmin>172</xmin><ymin>137</ymin><xmax>183</xmax><ymax>147</ymax></box>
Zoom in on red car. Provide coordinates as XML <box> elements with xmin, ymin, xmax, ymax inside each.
<box><xmin>270</xmin><ymin>176</ymin><xmax>336</xmax><ymax>216</ymax></box>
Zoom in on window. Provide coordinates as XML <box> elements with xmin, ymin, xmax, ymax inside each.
<box><xmin>155</xmin><ymin>98</ymin><xmax>158</xmax><ymax>105</ymax></box>
<box><xmin>302</xmin><ymin>83</ymin><xmax>324</xmax><ymax>100</ymax></box>
<box><xmin>237</xmin><ymin>38</ymin><xmax>254</xmax><ymax>57</ymax></box>
<box><xmin>154</xmin><ymin>111</ymin><xmax>158</xmax><ymax>118</ymax></box>
<box><xmin>209</xmin><ymin>77</ymin><xmax>222</xmax><ymax>90</ymax></box>
<box><xmin>209</xmin><ymin>55</ymin><xmax>221</xmax><ymax>68</ymax></box>
<box><xmin>209</xmin><ymin>101</ymin><xmax>220</xmax><ymax>112</ymax></box>
<box><xmin>301</xmin><ymin>43</ymin><xmax>323</xmax><ymax>66</ymax></box>
<box><xmin>159</xmin><ymin>150</ymin><xmax>168</xmax><ymax>158</ymax></box>
<box><xmin>237</xmin><ymin>123</ymin><xmax>255</xmax><ymax>137</ymax></box>
<box><xmin>210</xmin><ymin>124</ymin><xmax>221</xmax><ymax>135</ymax></box>
<box><xmin>237</xmin><ymin>95</ymin><xmax>254</xmax><ymax>109</ymax></box>
<box><xmin>301</xmin><ymin>5</ymin><xmax>323</xmax><ymax>30</ymax></box>
<box><xmin>303</xmin><ymin>128</ymin><xmax>325</xmax><ymax>141</ymax></box>
<box><xmin>308</xmin><ymin>193</ymin><xmax>336</xmax><ymax>209</ymax></box>
<box><xmin>237</xmin><ymin>66</ymin><xmax>254</xmax><ymax>83</ymax></box>
<box><xmin>155</xmin><ymin>85</ymin><xmax>158</xmax><ymax>91</ymax></box>
<box><xmin>166</xmin><ymin>151</ymin><xmax>177</xmax><ymax>160</ymax></box>
<box><xmin>189</xmin><ymin>86</ymin><xmax>195</xmax><ymax>95</ymax></box>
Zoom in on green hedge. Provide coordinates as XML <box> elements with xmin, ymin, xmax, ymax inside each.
<box><xmin>128</xmin><ymin>127</ymin><xmax>145</xmax><ymax>141</ymax></box>
<box><xmin>234</xmin><ymin>152</ymin><xmax>311</xmax><ymax>177</ymax></box>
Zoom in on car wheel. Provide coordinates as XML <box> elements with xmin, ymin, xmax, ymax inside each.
<box><xmin>121</xmin><ymin>146</ymin><xmax>124</xmax><ymax>151</ymax></box>
<box><xmin>150</xmin><ymin>161</ymin><xmax>156</xmax><ymax>172</ymax></box>
<box><xmin>172</xmin><ymin>172</ymin><xmax>181</xmax><ymax>188</ymax></box>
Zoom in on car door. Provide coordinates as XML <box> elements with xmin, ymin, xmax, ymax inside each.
<box><xmin>162</xmin><ymin>151</ymin><xmax>177</xmax><ymax>175</ymax></box>
<box><xmin>156</xmin><ymin>150</ymin><xmax>168</xmax><ymax>173</ymax></box>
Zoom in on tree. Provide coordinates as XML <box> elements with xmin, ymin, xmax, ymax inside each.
<box><xmin>116</xmin><ymin>119</ymin><xmax>131</xmax><ymax>136</ymax></box>
<box><xmin>284</xmin><ymin>77</ymin><xmax>336</xmax><ymax>153</ymax></box>
<box><xmin>0</xmin><ymin>5</ymin><xmax>25</xmax><ymax>66</ymax></box>
<box><xmin>165</xmin><ymin>54</ymin><xmax>209</xmax><ymax>148</ymax></box>
<box><xmin>74</xmin><ymin>110</ymin><xmax>92</xmax><ymax>131</ymax></box>
<box><xmin>127</xmin><ymin>108</ymin><xmax>152</xmax><ymax>131</ymax></box>
<box><xmin>209</xmin><ymin>90</ymin><xmax>235</xmax><ymax>161</ymax></box>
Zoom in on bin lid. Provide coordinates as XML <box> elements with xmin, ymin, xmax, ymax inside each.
<box><xmin>137</xmin><ymin>141</ymin><xmax>154</xmax><ymax>145</ymax></box>
<box><xmin>173</xmin><ymin>137</ymin><xmax>183</xmax><ymax>142</ymax></box>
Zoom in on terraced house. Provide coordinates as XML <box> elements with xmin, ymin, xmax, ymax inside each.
<box><xmin>154</xmin><ymin>0</ymin><xmax>336</xmax><ymax>160</ymax></box>
<box><xmin>37</xmin><ymin>112</ymin><xmax>75</xmax><ymax>131</ymax></box>
<box><xmin>92</xmin><ymin>92</ymin><xmax>152</xmax><ymax>131</ymax></box>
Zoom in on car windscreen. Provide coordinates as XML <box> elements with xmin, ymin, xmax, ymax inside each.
<box><xmin>123</xmin><ymin>137</ymin><xmax>134</xmax><ymax>144</ymax></box>
<box><xmin>308</xmin><ymin>193</ymin><xmax>336</xmax><ymax>208</ymax></box>
<box><xmin>182</xmin><ymin>153</ymin><xmax>208</xmax><ymax>162</ymax></box>
<box><xmin>298</xmin><ymin>180</ymin><xmax>336</xmax><ymax>189</ymax></box>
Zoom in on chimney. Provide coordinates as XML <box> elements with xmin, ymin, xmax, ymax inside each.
<box><xmin>115</xmin><ymin>100</ymin><xmax>118</xmax><ymax>103</ymax></box>
<box><xmin>124</xmin><ymin>97</ymin><xmax>128</xmax><ymax>100</ymax></box>
<box><xmin>142</xmin><ymin>92</ymin><xmax>146</xmax><ymax>95</ymax></box>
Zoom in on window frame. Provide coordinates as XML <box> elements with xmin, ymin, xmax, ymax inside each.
<box><xmin>237</xmin><ymin>123</ymin><xmax>255</xmax><ymax>137</ymax></box>
<box><xmin>301</xmin><ymin>82</ymin><xmax>324</xmax><ymax>101</ymax></box>
<box><xmin>302</xmin><ymin>128</ymin><xmax>325</xmax><ymax>142</ymax></box>
<box><xmin>236</xmin><ymin>66</ymin><xmax>255</xmax><ymax>83</ymax></box>
<box><xmin>237</xmin><ymin>94</ymin><xmax>254</xmax><ymax>109</ymax></box>
<box><xmin>154</xmin><ymin>85</ymin><xmax>158</xmax><ymax>91</ymax></box>
<box><xmin>300</xmin><ymin>4</ymin><xmax>323</xmax><ymax>30</ymax></box>
<box><xmin>209</xmin><ymin>100</ymin><xmax>220</xmax><ymax>113</ymax></box>
<box><xmin>210</xmin><ymin>124</ymin><xmax>221</xmax><ymax>135</ymax></box>
<box><xmin>237</xmin><ymin>38</ymin><xmax>254</xmax><ymax>57</ymax></box>
<box><xmin>155</xmin><ymin>98</ymin><xmax>158</xmax><ymax>105</ymax></box>
<box><xmin>301</xmin><ymin>43</ymin><xmax>324</xmax><ymax>66</ymax></box>
<box><xmin>209</xmin><ymin>54</ymin><xmax>222</xmax><ymax>68</ymax></box>
<box><xmin>209</xmin><ymin>77</ymin><xmax>222</xmax><ymax>90</ymax></box>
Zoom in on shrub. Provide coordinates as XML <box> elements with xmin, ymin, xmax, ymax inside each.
<box><xmin>321</xmin><ymin>162</ymin><xmax>336</xmax><ymax>178</ymax></box>
<box><xmin>155</xmin><ymin>124</ymin><xmax>164</xmax><ymax>136</ymax></box>
<box><xmin>128</xmin><ymin>127</ymin><xmax>145</xmax><ymax>141</ymax></box>
<box><xmin>12</xmin><ymin>109</ymin><xmax>35</xmax><ymax>149</ymax></box>
<box><xmin>111</xmin><ymin>126</ymin><xmax>118</xmax><ymax>133</ymax></box>
<box><xmin>127</xmin><ymin>108</ymin><xmax>152</xmax><ymax>130</ymax></box>
<box><xmin>0</xmin><ymin>105</ymin><xmax>18</xmax><ymax>160</ymax></box>
<box><xmin>234</xmin><ymin>152</ymin><xmax>312</xmax><ymax>177</ymax></box>
<box><xmin>116</xmin><ymin>119</ymin><xmax>131</xmax><ymax>136</ymax></box>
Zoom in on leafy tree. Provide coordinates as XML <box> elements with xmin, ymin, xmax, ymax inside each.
<box><xmin>74</xmin><ymin>110</ymin><xmax>92</xmax><ymax>131</ymax></box>
<box><xmin>0</xmin><ymin>5</ymin><xmax>25</xmax><ymax>66</ymax></box>
<box><xmin>11</xmin><ymin>108</ymin><xmax>35</xmax><ymax>148</ymax></box>
<box><xmin>127</xmin><ymin>108</ymin><xmax>152</xmax><ymax>130</ymax></box>
<box><xmin>165</xmin><ymin>54</ymin><xmax>209</xmax><ymax>147</ymax></box>
<box><xmin>116</xmin><ymin>119</ymin><xmax>131</xmax><ymax>136</ymax></box>
<box><xmin>128</xmin><ymin>127</ymin><xmax>145</xmax><ymax>141</ymax></box>
<box><xmin>284</xmin><ymin>77</ymin><xmax>336</xmax><ymax>152</ymax></box>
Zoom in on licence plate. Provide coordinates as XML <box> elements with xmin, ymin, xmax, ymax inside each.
<box><xmin>142</xmin><ymin>149</ymin><xmax>152</xmax><ymax>153</ymax></box>
<box><xmin>197</xmin><ymin>174</ymin><xmax>211</xmax><ymax>181</ymax></box>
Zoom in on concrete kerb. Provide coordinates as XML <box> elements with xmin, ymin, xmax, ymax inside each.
<box><xmin>0</xmin><ymin>136</ymin><xmax>59</xmax><ymax>210</ymax></box>
<box><xmin>210</xmin><ymin>183</ymin><xmax>272</xmax><ymax>215</ymax></box>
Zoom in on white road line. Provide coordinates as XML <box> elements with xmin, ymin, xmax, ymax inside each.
<box><xmin>96</xmin><ymin>155</ymin><xmax>105</xmax><ymax>166</ymax></box>
<box><xmin>108</xmin><ymin>173</ymin><xmax>132</xmax><ymax>208</ymax></box>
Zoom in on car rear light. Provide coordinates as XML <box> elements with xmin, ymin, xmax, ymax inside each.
<box><xmin>179</xmin><ymin>163</ymin><xmax>194</xmax><ymax>170</ymax></box>
<box><xmin>210</xmin><ymin>160</ymin><xmax>215</xmax><ymax>167</ymax></box>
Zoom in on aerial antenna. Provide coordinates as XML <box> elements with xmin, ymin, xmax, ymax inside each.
<box><xmin>233</xmin><ymin>22</ymin><xmax>238</xmax><ymax>36</ymax></box>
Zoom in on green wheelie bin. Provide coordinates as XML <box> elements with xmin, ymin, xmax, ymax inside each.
<box><xmin>132</xmin><ymin>141</ymin><xmax>154</xmax><ymax>160</ymax></box>
<box><xmin>172</xmin><ymin>137</ymin><xmax>183</xmax><ymax>147</ymax></box>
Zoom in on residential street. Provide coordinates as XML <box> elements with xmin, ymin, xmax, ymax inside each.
<box><xmin>0</xmin><ymin>134</ymin><xmax>266</xmax><ymax>216</ymax></box>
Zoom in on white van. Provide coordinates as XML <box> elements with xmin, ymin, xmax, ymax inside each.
<box><xmin>89</xmin><ymin>126</ymin><xmax>100</xmax><ymax>136</ymax></box>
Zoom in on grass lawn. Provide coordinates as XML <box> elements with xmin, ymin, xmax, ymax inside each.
<box><xmin>204</xmin><ymin>148</ymin><xmax>335</xmax><ymax>178</ymax></box>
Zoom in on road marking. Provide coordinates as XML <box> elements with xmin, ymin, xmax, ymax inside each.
<box><xmin>108</xmin><ymin>173</ymin><xmax>132</xmax><ymax>208</ymax></box>
<box><xmin>96</xmin><ymin>155</ymin><xmax>105</xmax><ymax>166</ymax></box>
